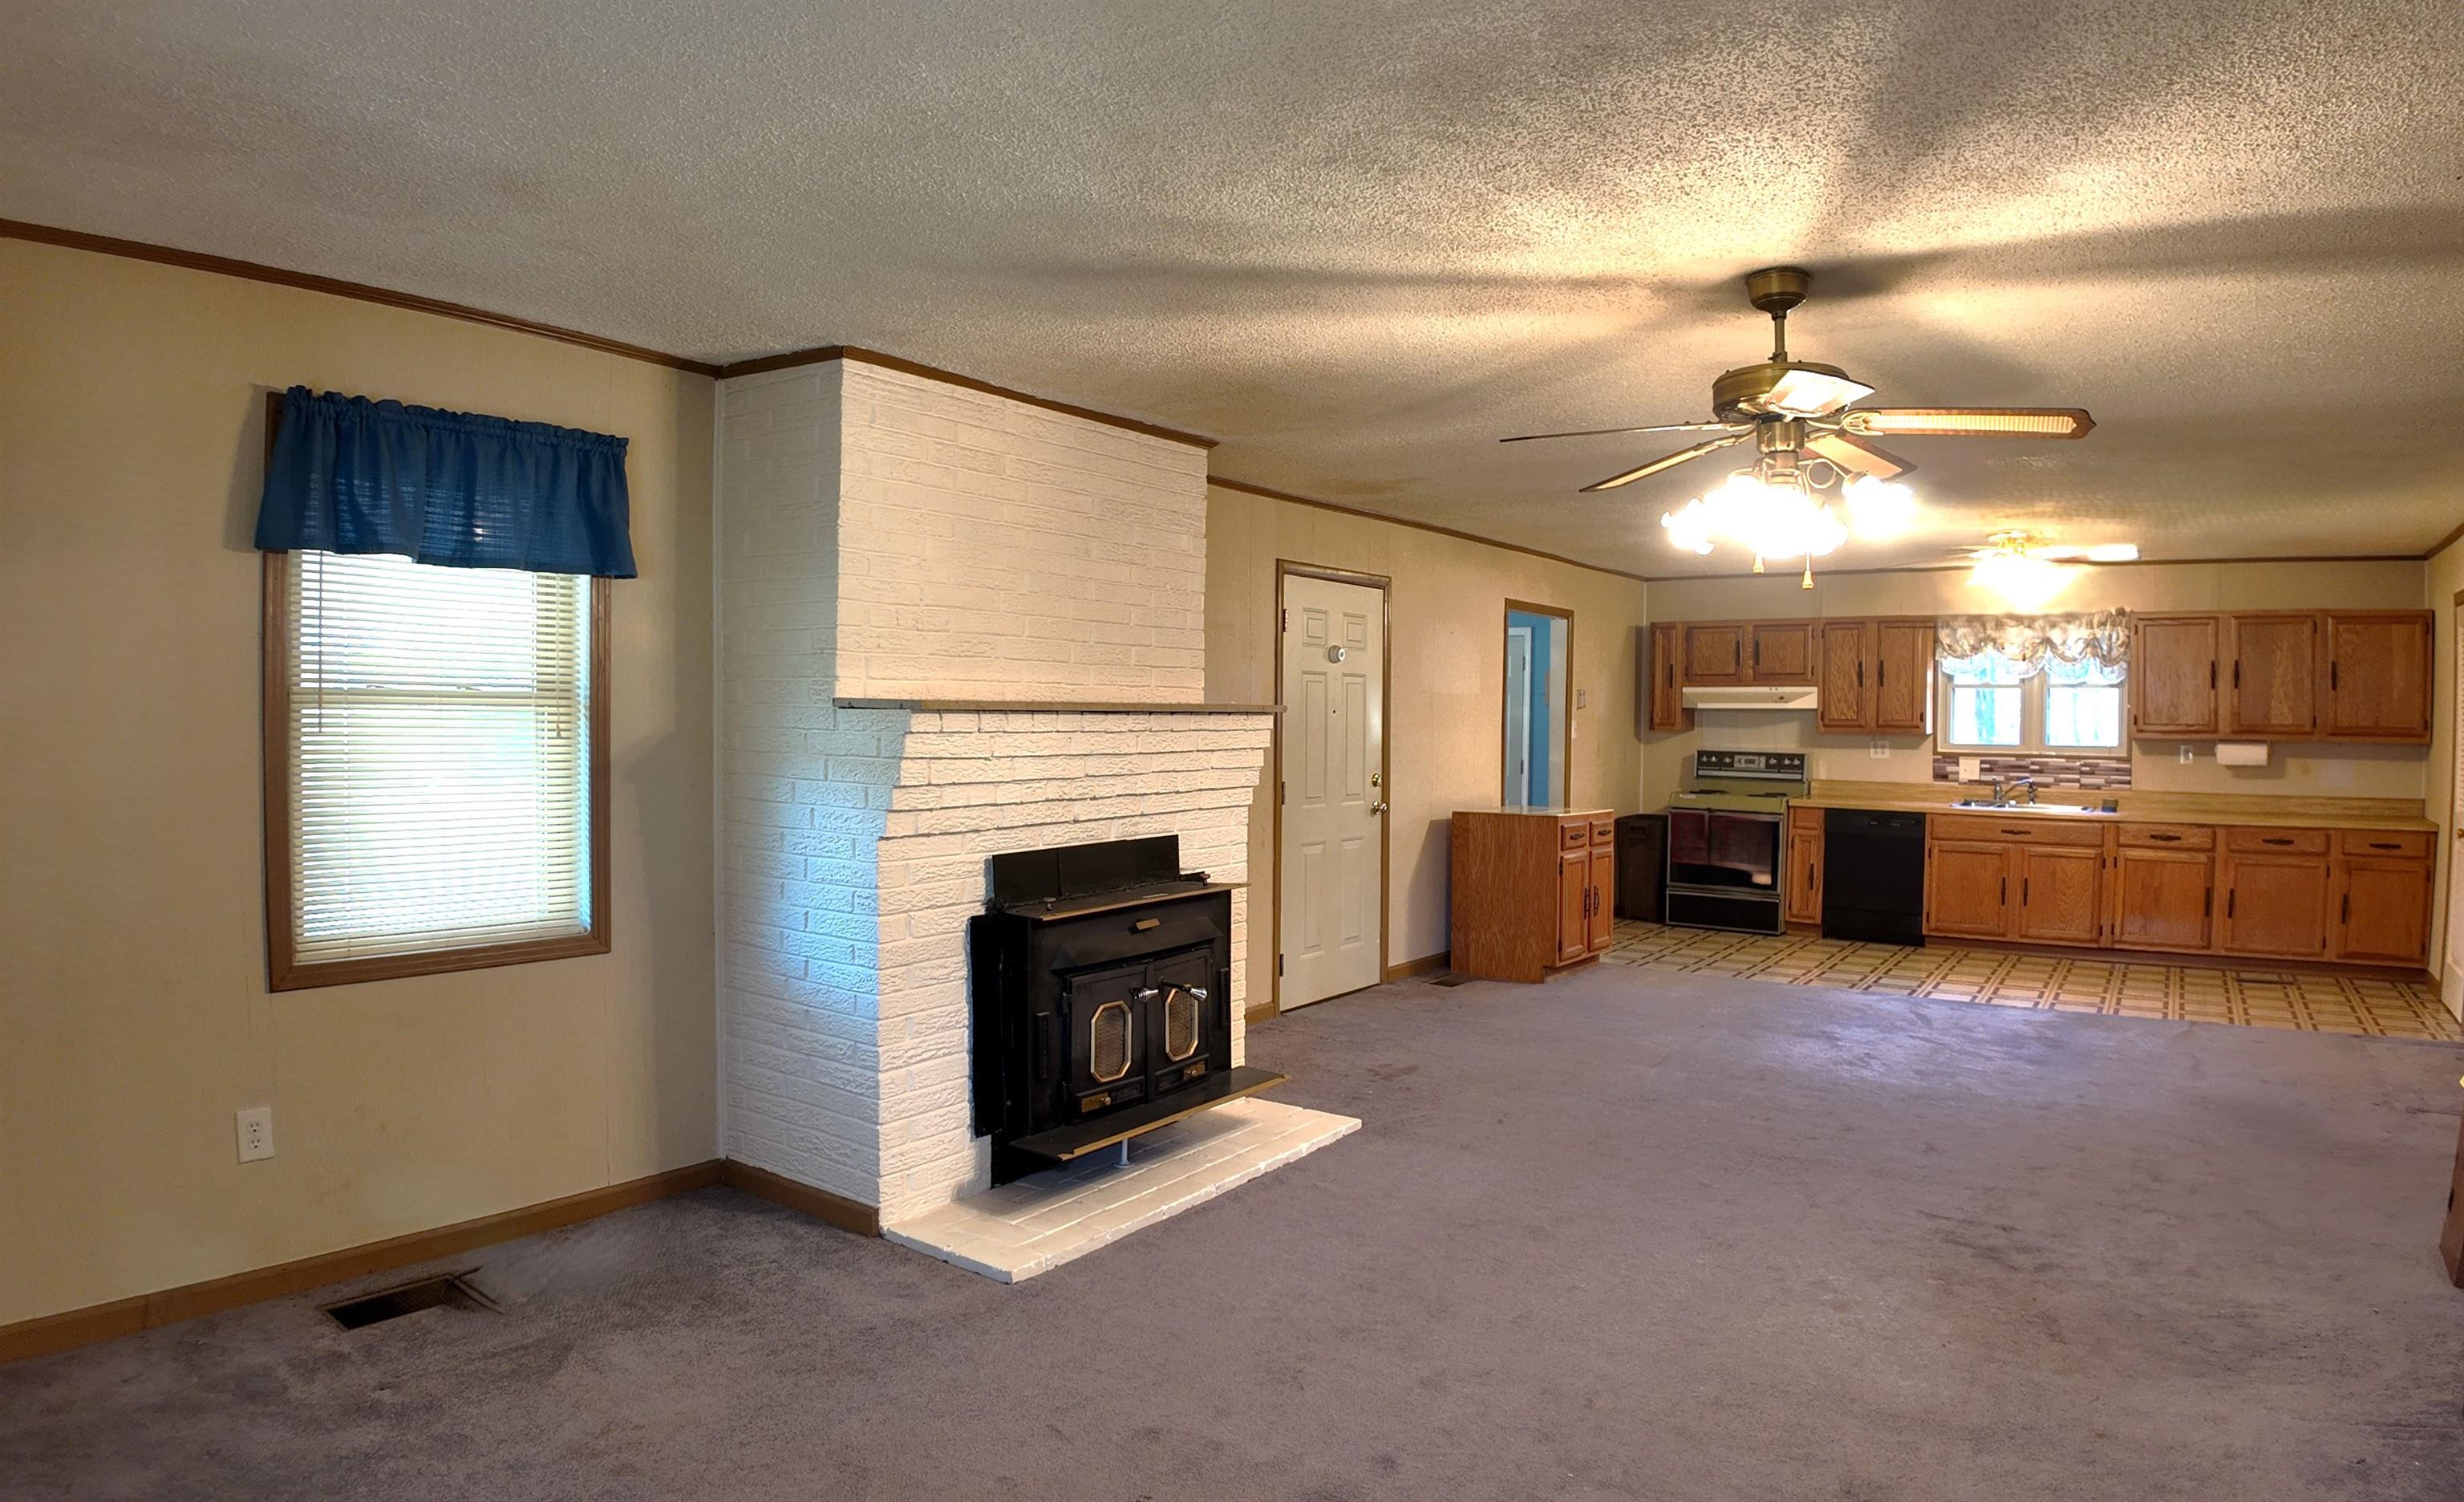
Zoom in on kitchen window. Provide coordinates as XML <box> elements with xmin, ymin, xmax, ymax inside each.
<box><xmin>1938</xmin><ymin>647</ymin><xmax>2126</xmax><ymax>754</ymax></box>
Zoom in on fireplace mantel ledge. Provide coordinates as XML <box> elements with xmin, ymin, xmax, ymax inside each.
<box><xmin>834</xmin><ymin>698</ymin><xmax>1279</xmax><ymax>714</ymax></box>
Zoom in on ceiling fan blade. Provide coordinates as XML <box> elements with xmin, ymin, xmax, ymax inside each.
<box><xmin>1578</xmin><ymin>433</ymin><xmax>1747</xmax><ymax>493</ymax></box>
<box><xmin>1802</xmin><ymin>431</ymin><xmax>1916</xmax><ymax>480</ymax></box>
<box><xmin>1501</xmin><ymin>421</ymin><xmax>1735</xmax><ymax>444</ymax></box>
<box><xmin>1841</xmin><ymin>407</ymin><xmax>2096</xmax><ymax>440</ymax></box>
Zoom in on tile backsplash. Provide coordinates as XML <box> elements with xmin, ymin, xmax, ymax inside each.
<box><xmin>1930</xmin><ymin>753</ymin><xmax>2133</xmax><ymax>790</ymax></box>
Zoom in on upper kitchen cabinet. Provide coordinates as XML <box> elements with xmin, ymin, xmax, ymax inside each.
<box><xmin>2224</xmin><ymin>612</ymin><xmax>2320</xmax><ymax>739</ymax></box>
<box><xmin>2130</xmin><ymin>615</ymin><xmax>2219</xmax><ymax>737</ymax></box>
<box><xmin>1747</xmin><ymin>622</ymin><xmax>1815</xmax><ymax>684</ymax></box>
<box><xmin>2321</xmin><ymin>611</ymin><xmax>2433</xmax><ymax>741</ymax></box>
<box><xmin>1870</xmin><ymin>618</ymin><xmax>1934</xmax><ymax>733</ymax></box>
<box><xmin>1684</xmin><ymin>623</ymin><xmax>1748</xmax><ymax>684</ymax></box>
<box><xmin>1815</xmin><ymin>619</ymin><xmax>1873</xmax><ymax>732</ymax></box>
<box><xmin>1646</xmin><ymin>623</ymin><xmax>1689</xmax><ymax>732</ymax></box>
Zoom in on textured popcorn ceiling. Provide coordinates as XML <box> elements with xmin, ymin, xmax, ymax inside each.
<box><xmin>6</xmin><ymin>1</ymin><xmax>2461</xmax><ymax>575</ymax></box>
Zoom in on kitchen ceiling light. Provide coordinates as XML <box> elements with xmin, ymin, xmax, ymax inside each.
<box><xmin>1842</xmin><ymin>474</ymin><xmax>1917</xmax><ymax>539</ymax></box>
<box><xmin>1969</xmin><ymin>546</ymin><xmax>2074</xmax><ymax>610</ymax></box>
<box><xmin>2084</xmin><ymin>542</ymin><xmax>2140</xmax><ymax>562</ymax></box>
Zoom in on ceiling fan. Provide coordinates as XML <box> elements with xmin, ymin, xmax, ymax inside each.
<box><xmin>1951</xmin><ymin>530</ymin><xmax>2141</xmax><ymax>608</ymax></box>
<box><xmin>1500</xmin><ymin>265</ymin><xmax>2096</xmax><ymax>494</ymax></box>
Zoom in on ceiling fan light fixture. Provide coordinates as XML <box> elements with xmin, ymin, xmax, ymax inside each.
<box><xmin>1969</xmin><ymin>543</ymin><xmax>2074</xmax><ymax>610</ymax></box>
<box><xmin>1761</xmin><ymin>367</ymin><xmax>1875</xmax><ymax>417</ymax></box>
<box><xmin>1842</xmin><ymin>474</ymin><xmax>1918</xmax><ymax>540</ymax></box>
<box><xmin>2084</xmin><ymin>542</ymin><xmax>2140</xmax><ymax>562</ymax></box>
<box><xmin>1662</xmin><ymin>472</ymin><xmax>1846</xmax><ymax>566</ymax></box>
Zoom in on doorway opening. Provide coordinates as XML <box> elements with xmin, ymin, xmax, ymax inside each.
<box><xmin>1504</xmin><ymin>602</ymin><xmax>1570</xmax><ymax>807</ymax></box>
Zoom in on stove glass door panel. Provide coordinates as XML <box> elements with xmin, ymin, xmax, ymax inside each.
<box><xmin>1668</xmin><ymin>809</ymin><xmax>1781</xmax><ymax>891</ymax></box>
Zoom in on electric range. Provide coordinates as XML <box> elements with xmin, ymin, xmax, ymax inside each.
<box><xmin>1665</xmin><ymin>749</ymin><xmax>1808</xmax><ymax>934</ymax></box>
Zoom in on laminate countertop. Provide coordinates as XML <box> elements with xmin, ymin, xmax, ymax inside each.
<box><xmin>1794</xmin><ymin>780</ymin><xmax>2438</xmax><ymax>834</ymax></box>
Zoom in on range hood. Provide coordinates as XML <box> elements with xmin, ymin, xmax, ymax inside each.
<box><xmin>1680</xmin><ymin>684</ymin><xmax>1820</xmax><ymax>712</ymax></box>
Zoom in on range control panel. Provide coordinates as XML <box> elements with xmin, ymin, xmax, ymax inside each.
<box><xmin>1691</xmin><ymin>749</ymin><xmax>1807</xmax><ymax>781</ymax></box>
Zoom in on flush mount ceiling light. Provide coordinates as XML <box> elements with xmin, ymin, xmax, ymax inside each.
<box><xmin>1500</xmin><ymin>266</ymin><xmax>2097</xmax><ymax>573</ymax></box>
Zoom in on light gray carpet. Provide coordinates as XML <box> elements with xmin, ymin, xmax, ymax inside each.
<box><xmin>7</xmin><ymin>968</ymin><xmax>2464</xmax><ymax>1500</ymax></box>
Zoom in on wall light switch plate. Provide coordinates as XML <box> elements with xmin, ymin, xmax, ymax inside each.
<box><xmin>236</xmin><ymin>1106</ymin><xmax>275</xmax><ymax>1163</ymax></box>
<box><xmin>1575</xmin><ymin>688</ymin><xmax>1589</xmax><ymax>709</ymax></box>
<box><xmin>1868</xmin><ymin>738</ymin><xmax>1889</xmax><ymax>760</ymax></box>
<box><xmin>2178</xmin><ymin>744</ymin><xmax>2194</xmax><ymax>764</ymax></box>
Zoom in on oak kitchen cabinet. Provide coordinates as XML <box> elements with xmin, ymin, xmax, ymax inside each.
<box><xmin>2107</xmin><ymin>824</ymin><xmax>2214</xmax><ymax>952</ymax></box>
<box><xmin>2132</xmin><ymin>609</ymin><xmax>2430</xmax><ymax>745</ymax></box>
<box><xmin>1452</xmin><ymin>808</ymin><xmax>1617</xmax><ymax>982</ymax></box>
<box><xmin>1814</xmin><ymin>616</ymin><xmax>1934</xmax><ymax>733</ymax></box>
<box><xmin>1646</xmin><ymin>622</ymin><xmax>1688</xmax><ymax>731</ymax></box>
<box><xmin>2130</xmin><ymin>615</ymin><xmax>2220</xmax><ymax>737</ymax></box>
<box><xmin>1749</xmin><ymin>621</ymin><xmax>1816</xmax><ymax>683</ymax></box>
<box><xmin>2330</xmin><ymin>829</ymin><xmax>2434</xmax><ymax>964</ymax></box>
<box><xmin>1784</xmin><ymin>805</ymin><xmax>1823</xmax><ymax>926</ymax></box>
<box><xmin>1923</xmin><ymin>814</ymin><xmax>2107</xmax><ymax>944</ymax></box>
<box><xmin>2216</xmin><ymin>828</ymin><xmax>2332</xmax><ymax>958</ymax></box>
<box><xmin>1684</xmin><ymin>623</ymin><xmax>1748</xmax><ymax>684</ymax></box>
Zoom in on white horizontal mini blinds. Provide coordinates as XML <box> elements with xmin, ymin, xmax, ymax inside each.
<box><xmin>280</xmin><ymin>550</ymin><xmax>593</xmax><ymax>968</ymax></box>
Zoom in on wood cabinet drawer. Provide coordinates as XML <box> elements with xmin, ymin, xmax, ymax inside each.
<box><xmin>1931</xmin><ymin>814</ymin><xmax>2108</xmax><ymax>848</ymax></box>
<box><xmin>2223</xmin><ymin>827</ymin><xmax>2328</xmax><ymax>855</ymax></box>
<box><xmin>2118</xmin><ymin>823</ymin><xmax>2213</xmax><ymax>850</ymax></box>
<box><xmin>2336</xmin><ymin>829</ymin><xmax>2431</xmax><ymax>859</ymax></box>
<box><xmin>1560</xmin><ymin>820</ymin><xmax>1591</xmax><ymax>851</ymax></box>
<box><xmin>1590</xmin><ymin>818</ymin><xmax>1615</xmax><ymax>846</ymax></box>
<box><xmin>1787</xmin><ymin>804</ymin><xmax>1826</xmax><ymax>834</ymax></box>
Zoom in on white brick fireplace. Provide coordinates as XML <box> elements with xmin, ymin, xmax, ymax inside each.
<box><xmin>715</xmin><ymin>356</ymin><xmax>1280</xmax><ymax>1226</ymax></box>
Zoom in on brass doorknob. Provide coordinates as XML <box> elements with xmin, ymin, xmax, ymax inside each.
<box><xmin>1368</xmin><ymin>802</ymin><xmax>1388</xmax><ymax>815</ymax></box>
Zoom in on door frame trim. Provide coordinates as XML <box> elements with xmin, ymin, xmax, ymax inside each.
<box><xmin>1502</xmin><ymin>598</ymin><xmax>1574</xmax><ymax>808</ymax></box>
<box><xmin>1269</xmin><ymin>560</ymin><xmax>1394</xmax><ymax>1018</ymax></box>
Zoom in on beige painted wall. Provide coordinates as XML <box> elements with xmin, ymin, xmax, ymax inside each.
<box><xmin>1643</xmin><ymin>561</ymin><xmax>2434</xmax><ymax>810</ymax></box>
<box><xmin>1205</xmin><ymin>486</ymin><xmax>1651</xmax><ymax>1005</ymax></box>
<box><xmin>0</xmin><ymin>242</ymin><xmax>718</xmax><ymax>1325</ymax></box>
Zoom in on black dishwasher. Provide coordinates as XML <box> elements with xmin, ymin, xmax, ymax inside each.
<box><xmin>1822</xmin><ymin>809</ymin><xmax>1926</xmax><ymax>945</ymax></box>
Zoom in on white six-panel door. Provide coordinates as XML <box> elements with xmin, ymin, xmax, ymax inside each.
<box><xmin>1279</xmin><ymin>573</ymin><xmax>1387</xmax><ymax>1008</ymax></box>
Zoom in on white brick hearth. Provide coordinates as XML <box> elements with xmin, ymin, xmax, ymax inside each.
<box><xmin>717</xmin><ymin>353</ymin><xmax>1343</xmax><ymax>1241</ymax></box>
<box><xmin>883</xmin><ymin>1098</ymin><xmax>1360</xmax><ymax>1282</ymax></box>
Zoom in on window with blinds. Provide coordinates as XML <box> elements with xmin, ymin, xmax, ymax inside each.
<box><xmin>267</xmin><ymin>550</ymin><xmax>603</xmax><ymax>986</ymax></box>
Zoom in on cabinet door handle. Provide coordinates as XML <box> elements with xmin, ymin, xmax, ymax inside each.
<box><xmin>2000</xmin><ymin>875</ymin><xmax>2008</xmax><ymax>905</ymax></box>
<box><xmin>2148</xmin><ymin>833</ymin><xmax>2181</xmax><ymax>842</ymax></box>
<box><xmin>2227</xmin><ymin>889</ymin><xmax>2236</xmax><ymax>919</ymax></box>
<box><xmin>1857</xmin><ymin>661</ymin><xmax>1865</xmax><ymax>688</ymax></box>
<box><xmin>2262</xmin><ymin>837</ymin><xmax>2292</xmax><ymax>846</ymax></box>
<box><xmin>2340</xmin><ymin>892</ymin><xmax>2350</xmax><ymax>924</ymax></box>
<box><xmin>2208</xmin><ymin>661</ymin><xmax>2215</xmax><ymax>688</ymax></box>
<box><xmin>2022</xmin><ymin>877</ymin><xmax>2031</xmax><ymax>906</ymax></box>
<box><xmin>2204</xmin><ymin>887</ymin><xmax>2212</xmax><ymax>917</ymax></box>
<box><xmin>2232</xmin><ymin>660</ymin><xmax>2241</xmax><ymax>688</ymax></box>
<box><xmin>2329</xmin><ymin>660</ymin><xmax>2339</xmax><ymax>690</ymax></box>
<box><xmin>2369</xmin><ymin>840</ymin><xmax>2399</xmax><ymax>850</ymax></box>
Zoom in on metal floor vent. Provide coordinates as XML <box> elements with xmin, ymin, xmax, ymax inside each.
<box><xmin>323</xmin><ymin>1273</ymin><xmax>491</xmax><ymax>1330</ymax></box>
<box><xmin>1432</xmin><ymin>973</ymin><xmax>1473</xmax><ymax>988</ymax></box>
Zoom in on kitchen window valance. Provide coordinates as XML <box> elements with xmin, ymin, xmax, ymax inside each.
<box><xmin>1935</xmin><ymin>610</ymin><xmax>2130</xmax><ymax>678</ymax></box>
<box><xmin>255</xmin><ymin>387</ymin><xmax>636</xmax><ymax>577</ymax></box>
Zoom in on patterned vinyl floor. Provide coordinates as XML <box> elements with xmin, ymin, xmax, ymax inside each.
<box><xmin>1602</xmin><ymin>920</ymin><xmax>2462</xmax><ymax>1041</ymax></box>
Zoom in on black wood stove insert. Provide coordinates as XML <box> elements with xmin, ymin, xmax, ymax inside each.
<box><xmin>967</xmin><ymin>834</ymin><xmax>1286</xmax><ymax>1184</ymax></box>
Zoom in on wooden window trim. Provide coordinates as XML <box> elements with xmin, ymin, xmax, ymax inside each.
<box><xmin>257</xmin><ymin>392</ymin><xmax>612</xmax><ymax>992</ymax></box>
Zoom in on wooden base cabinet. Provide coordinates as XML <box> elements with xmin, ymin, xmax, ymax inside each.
<box><xmin>1452</xmin><ymin>809</ymin><xmax>1617</xmax><ymax>983</ymax></box>
<box><xmin>1912</xmin><ymin>814</ymin><xmax>2430</xmax><ymax>971</ymax></box>
<box><xmin>1784</xmin><ymin>806</ymin><xmax>1823</xmax><ymax>927</ymax></box>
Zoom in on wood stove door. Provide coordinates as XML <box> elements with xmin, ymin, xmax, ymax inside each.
<box><xmin>1060</xmin><ymin>961</ymin><xmax>1153</xmax><ymax>1118</ymax></box>
<box><xmin>1145</xmin><ymin>945</ymin><xmax>1222</xmax><ymax>1093</ymax></box>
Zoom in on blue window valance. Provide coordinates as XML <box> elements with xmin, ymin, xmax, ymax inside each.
<box><xmin>256</xmin><ymin>387</ymin><xmax>636</xmax><ymax>578</ymax></box>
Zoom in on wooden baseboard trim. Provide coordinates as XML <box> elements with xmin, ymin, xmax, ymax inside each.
<box><xmin>0</xmin><ymin>1159</ymin><xmax>724</xmax><ymax>1366</ymax></box>
<box><xmin>1244</xmin><ymin>1001</ymin><xmax>1279</xmax><ymax>1025</ymax></box>
<box><xmin>1384</xmin><ymin>952</ymin><xmax>1450</xmax><ymax>981</ymax></box>
<box><xmin>719</xmin><ymin>1159</ymin><xmax>881</xmax><ymax>1237</ymax></box>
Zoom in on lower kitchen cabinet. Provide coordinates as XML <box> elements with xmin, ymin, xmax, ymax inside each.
<box><xmin>2012</xmin><ymin>845</ymin><xmax>2103</xmax><ymax>945</ymax></box>
<box><xmin>2333</xmin><ymin>855</ymin><xmax>2433</xmax><ymax>965</ymax></box>
<box><xmin>2109</xmin><ymin>848</ymin><xmax>2213</xmax><ymax>952</ymax></box>
<box><xmin>1452</xmin><ymin>808</ymin><xmax>1617</xmax><ymax>983</ymax></box>
<box><xmin>2218</xmin><ymin>834</ymin><xmax>2332</xmax><ymax>959</ymax></box>
<box><xmin>1924</xmin><ymin>840</ymin><xmax>2012</xmax><ymax>938</ymax></box>
<box><xmin>1784</xmin><ymin>807</ymin><xmax>1822</xmax><ymax>926</ymax></box>
<box><xmin>1904</xmin><ymin>812</ymin><xmax>2432</xmax><ymax>970</ymax></box>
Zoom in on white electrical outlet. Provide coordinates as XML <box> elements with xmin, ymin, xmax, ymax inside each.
<box><xmin>2178</xmin><ymin>744</ymin><xmax>2194</xmax><ymax>764</ymax></box>
<box><xmin>236</xmin><ymin>1106</ymin><xmax>275</xmax><ymax>1163</ymax></box>
<box><xmin>1868</xmin><ymin>738</ymin><xmax>1889</xmax><ymax>760</ymax></box>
